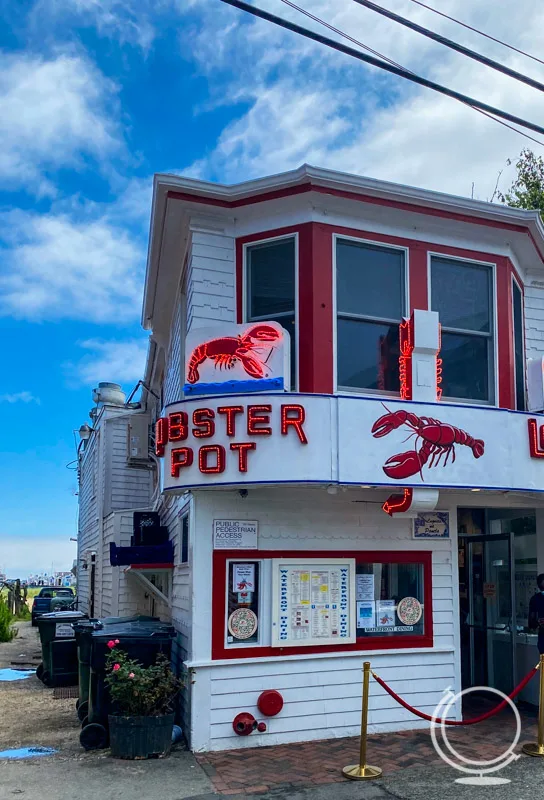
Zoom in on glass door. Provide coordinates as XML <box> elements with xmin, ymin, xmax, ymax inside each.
<box><xmin>462</xmin><ymin>535</ymin><xmax>515</xmax><ymax>693</ymax></box>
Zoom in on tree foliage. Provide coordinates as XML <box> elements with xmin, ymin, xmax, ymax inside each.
<box><xmin>498</xmin><ymin>148</ymin><xmax>544</xmax><ymax>218</ymax></box>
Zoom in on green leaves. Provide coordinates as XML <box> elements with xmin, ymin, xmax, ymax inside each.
<box><xmin>498</xmin><ymin>149</ymin><xmax>544</xmax><ymax>218</ymax></box>
<box><xmin>104</xmin><ymin>647</ymin><xmax>183</xmax><ymax>717</ymax></box>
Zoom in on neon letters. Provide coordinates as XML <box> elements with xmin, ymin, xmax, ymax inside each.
<box><xmin>155</xmin><ymin>403</ymin><xmax>308</xmax><ymax>476</ymax></box>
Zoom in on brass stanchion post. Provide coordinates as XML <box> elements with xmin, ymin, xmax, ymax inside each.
<box><xmin>523</xmin><ymin>654</ymin><xmax>544</xmax><ymax>757</ymax></box>
<box><xmin>343</xmin><ymin>661</ymin><xmax>382</xmax><ymax>780</ymax></box>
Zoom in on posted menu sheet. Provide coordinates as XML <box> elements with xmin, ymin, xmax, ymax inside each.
<box><xmin>272</xmin><ymin>559</ymin><xmax>356</xmax><ymax>647</ymax></box>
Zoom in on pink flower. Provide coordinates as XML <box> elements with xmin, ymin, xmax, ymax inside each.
<box><xmin>128</xmin><ymin>673</ymin><xmax>135</xmax><ymax>679</ymax></box>
<box><xmin>114</xmin><ymin>639</ymin><xmax>120</xmax><ymax>644</ymax></box>
<box><xmin>107</xmin><ymin>640</ymin><xmax>116</xmax><ymax>650</ymax></box>
<box><xmin>113</xmin><ymin>664</ymin><xmax>121</xmax><ymax>672</ymax></box>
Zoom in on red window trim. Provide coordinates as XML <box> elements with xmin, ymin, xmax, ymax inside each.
<box><xmin>236</xmin><ymin>224</ymin><xmax>334</xmax><ymax>393</ymax></box>
<box><xmin>212</xmin><ymin>549</ymin><xmax>433</xmax><ymax>660</ymax></box>
<box><xmin>236</xmin><ymin>222</ymin><xmax>521</xmax><ymax>409</ymax></box>
<box><xmin>510</xmin><ymin>265</ymin><xmax>527</xmax><ymax>411</ymax></box>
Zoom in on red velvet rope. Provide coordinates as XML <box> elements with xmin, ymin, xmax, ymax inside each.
<box><xmin>371</xmin><ymin>665</ymin><xmax>539</xmax><ymax>726</ymax></box>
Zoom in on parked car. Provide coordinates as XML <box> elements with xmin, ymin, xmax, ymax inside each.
<box><xmin>31</xmin><ymin>587</ymin><xmax>76</xmax><ymax>626</ymax></box>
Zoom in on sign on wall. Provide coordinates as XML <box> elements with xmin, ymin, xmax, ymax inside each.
<box><xmin>213</xmin><ymin>520</ymin><xmax>258</xmax><ymax>549</ymax></box>
<box><xmin>184</xmin><ymin>321</ymin><xmax>290</xmax><ymax>396</ymax></box>
<box><xmin>413</xmin><ymin>512</ymin><xmax>450</xmax><ymax>539</ymax></box>
<box><xmin>156</xmin><ymin>392</ymin><xmax>544</xmax><ymax>494</ymax></box>
<box><xmin>271</xmin><ymin>558</ymin><xmax>356</xmax><ymax>647</ymax></box>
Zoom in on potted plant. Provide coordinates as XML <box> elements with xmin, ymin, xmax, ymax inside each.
<box><xmin>105</xmin><ymin>641</ymin><xmax>183</xmax><ymax>759</ymax></box>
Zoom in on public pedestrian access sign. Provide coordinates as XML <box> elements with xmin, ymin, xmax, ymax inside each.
<box><xmin>213</xmin><ymin>520</ymin><xmax>258</xmax><ymax>549</ymax></box>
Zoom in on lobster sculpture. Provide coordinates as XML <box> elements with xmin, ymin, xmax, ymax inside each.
<box><xmin>371</xmin><ymin>408</ymin><xmax>484</xmax><ymax>480</ymax></box>
<box><xmin>187</xmin><ymin>324</ymin><xmax>281</xmax><ymax>384</ymax></box>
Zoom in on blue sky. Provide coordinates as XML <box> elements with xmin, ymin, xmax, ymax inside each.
<box><xmin>1</xmin><ymin>0</ymin><xmax>543</xmax><ymax>577</ymax></box>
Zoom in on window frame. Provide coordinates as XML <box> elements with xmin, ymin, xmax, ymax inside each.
<box><xmin>243</xmin><ymin>233</ymin><xmax>299</xmax><ymax>390</ymax></box>
<box><xmin>333</xmin><ymin>234</ymin><xmax>410</xmax><ymax>395</ymax></box>
<box><xmin>224</xmin><ymin>558</ymin><xmax>266</xmax><ymax>650</ymax></box>
<box><xmin>511</xmin><ymin>274</ymin><xmax>526</xmax><ymax>411</ymax></box>
<box><xmin>212</xmin><ymin>549</ymin><xmax>433</xmax><ymax>660</ymax></box>
<box><xmin>177</xmin><ymin>498</ymin><xmax>192</xmax><ymax>567</ymax></box>
<box><xmin>427</xmin><ymin>252</ymin><xmax>498</xmax><ymax>406</ymax></box>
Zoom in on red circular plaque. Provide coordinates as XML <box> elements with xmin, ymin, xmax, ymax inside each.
<box><xmin>257</xmin><ymin>689</ymin><xmax>284</xmax><ymax>717</ymax></box>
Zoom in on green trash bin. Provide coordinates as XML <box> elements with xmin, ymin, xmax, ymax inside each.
<box><xmin>74</xmin><ymin>616</ymin><xmax>157</xmax><ymax>722</ymax></box>
<box><xmin>36</xmin><ymin>610</ymin><xmax>87</xmax><ymax>687</ymax></box>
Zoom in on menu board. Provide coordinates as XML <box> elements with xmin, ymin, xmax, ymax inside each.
<box><xmin>271</xmin><ymin>558</ymin><xmax>356</xmax><ymax>647</ymax></box>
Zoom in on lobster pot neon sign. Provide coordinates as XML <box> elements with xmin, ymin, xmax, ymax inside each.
<box><xmin>183</xmin><ymin>321</ymin><xmax>290</xmax><ymax>397</ymax></box>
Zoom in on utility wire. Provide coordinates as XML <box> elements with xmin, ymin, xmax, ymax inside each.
<box><xmin>218</xmin><ymin>0</ymin><xmax>544</xmax><ymax>137</ymax></box>
<box><xmin>406</xmin><ymin>0</ymin><xmax>544</xmax><ymax>68</ymax></box>
<box><xmin>352</xmin><ymin>0</ymin><xmax>544</xmax><ymax>94</ymax></box>
<box><xmin>278</xmin><ymin>0</ymin><xmax>544</xmax><ymax>148</ymax></box>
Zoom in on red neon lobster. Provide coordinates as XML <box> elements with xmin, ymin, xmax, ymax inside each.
<box><xmin>187</xmin><ymin>324</ymin><xmax>281</xmax><ymax>384</ymax></box>
<box><xmin>371</xmin><ymin>408</ymin><xmax>484</xmax><ymax>480</ymax></box>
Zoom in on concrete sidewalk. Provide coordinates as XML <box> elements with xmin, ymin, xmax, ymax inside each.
<box><xmin>2</xmin><ymin>754</ymin><xmax>543</xmax><ymax>800</ymax></box>
<box><xmin>0</xmin><ymin>750</ymin><xmax>213</xmax><ymax>800</ymax></box>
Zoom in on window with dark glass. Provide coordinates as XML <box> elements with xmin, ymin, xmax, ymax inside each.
<box><xmin>356</xmin><ymin>561</ymin><xmax>425</xmax><ymax>638</ymax></box>
<box><xmin>336</xmin><ymin>239</ymin><xmax>406</xmax><ymax>391</ymax></box>
<box><xmin>512</xmin><ymin>280</ymin><xmax>525</xmax><ymax>411</ymax></box>
<box><xmin>226</xmin><ymin>561</ymin><xmax>260</xmax><ymax>646</ymax></box>
<box><xmin>180</xmin><ymin>514</ymin><xmax>189</xmax><ymax>564</ymax></box>
<box><xmin>430</xmin><ymin>257</ymin><xmax>494</xmax><ymax>403</ymax></box>
<box><xmin>246</xmin><ymin>238</ymin><xmax>296</xmax><ymax>388</ymax></box>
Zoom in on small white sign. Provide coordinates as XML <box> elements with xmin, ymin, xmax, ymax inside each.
<box><xmin>213</xmin><ymin>520</ymin><xmax>258</xmax><ymax>549</ymax></box>
<box><xmin>55</xmin><ymin>623</ymin><xmax>75</xmax><ymax>638</ymax></box>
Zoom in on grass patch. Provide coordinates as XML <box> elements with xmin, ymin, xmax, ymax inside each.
<box><xmin>0</xmin><ymin>596</ymin><xmax>16</xmax><ymax>642</ymax></box>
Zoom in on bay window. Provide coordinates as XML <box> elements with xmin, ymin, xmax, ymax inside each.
<box><xmin>246</xmin><ymin>237</ymin><xmax>296</xmax><ymax>388</ymax></box>
<box><xmin>336</xmin><ymin>239</ymin><xmax>407</xmax><ymax>392</ymax></box>
<box><xmin>430</xmin><ymin>256</ymin><xmax>494</xmax><ymax>403</ymax></box>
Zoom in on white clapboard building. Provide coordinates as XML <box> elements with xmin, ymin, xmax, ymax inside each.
<box><xmin>77</xmin><ymin>164</ymin><xmax>544</xmax><ymax>752</ymax></box>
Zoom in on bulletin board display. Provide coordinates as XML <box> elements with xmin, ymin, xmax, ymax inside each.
<box><xmin>271</xmin><ymin>558</ymin><xmax>356</xmax><ymax>647</ymax></box>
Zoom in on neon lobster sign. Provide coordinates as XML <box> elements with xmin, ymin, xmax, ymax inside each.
<box><xmin>186</xmin><ymin>325</ymin><xmax>281</xmax><ymax>384</ymax></box>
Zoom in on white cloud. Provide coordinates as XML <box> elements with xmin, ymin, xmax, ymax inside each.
<box><xmin>0</xmin><ymin>210</ymin><xmax>145</xmax><ymax>322</ymax></box>
<box><xmin>0</xmin><ymin>51</ymin><xmax>123</xmax><ymax>196</ymax></box>
<box><xmin>0</xmin><ymin>391</ymin><xmax>40</xmax><ymax>404</ymax></box>
<box><xmin>65</xmin><ymin>338</ymin><xmax>149</xmax><ymax>387</ymax></box>
<box><xmin>32</xmin><ymin>0</ymin><xmax>156</xmax><ymax>50</ymax></box>
<box><xmin>181</xmin><ymin>0</ymin><xmax>544</xmax><ymax>199</ymax></box>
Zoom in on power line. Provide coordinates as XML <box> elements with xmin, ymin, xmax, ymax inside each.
<box><xmin>406</xmin><ymin>0</ymin><xmax>544</xmax><ymax>68</ymax></box>
<box><xmin>278</xmin><ymin>0</ymin><xmax>544</xmax><ymax>148</ymax></box>
<box><xmin>352</xmin><ymin>0</ymin><xmax>544</xmax><ymax>94</ymax></box>
<box><xmin>218</xmin><ymin>0</ymin><xmax>544</xmax><ymax>137</ymax></box>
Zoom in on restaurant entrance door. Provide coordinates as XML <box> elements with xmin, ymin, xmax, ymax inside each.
<box><xmin>458</xmin><ymin>508</ymin><xmax>538</xmax><ymax>696</ymax></box>
<box><xmin>459</xmin><ymin>534</ymin><xmax>515</xmax><ymax>693</ymax></box>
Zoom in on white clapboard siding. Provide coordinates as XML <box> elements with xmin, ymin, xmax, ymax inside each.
<box><xmin>106</xmin><ymin>417</ymin><xmax>152</xmax><ymax>514</ymax></box>
<box><xmin>100</xmin><ymin>513</ymin><xmax>116</xmax><ymax>617</ymax></box>
<box><xmin>164</xmin><ymin>298</ymin><xmax>182</xmax><ymax>407</ymax></box>
<box><xmin>187</xmin><ymin>487</ymin><xmax>459</xmax><ymax>751</ymax></box>
<box><xmin>525</xmin><ymin>283</ymin><xmax>544</xmax><ymax>361</ymax></box>
<box><xmin>77</xmin><ymin>431</ymin><xmax>101</xmax><ymax>613</ymax></box>
<box><xmin>186</xmin><ymin>229</ymin><xmax>235</xmax><ymax>333</ymax></box>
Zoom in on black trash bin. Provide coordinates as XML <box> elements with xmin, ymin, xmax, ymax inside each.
<box><xmin>36</xmin><ymin>610</ymin><xmax>87</xmax><ymax>687</ymax></box>
<box><xmin>74</xmin><ymin>615</ymin><xmax>158</xmax><ymax>722</ymax></box>
<box><xmin>80</xmin><ymin>621</ymin><xmax>175</xmax><ymax>751</ymax></box>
